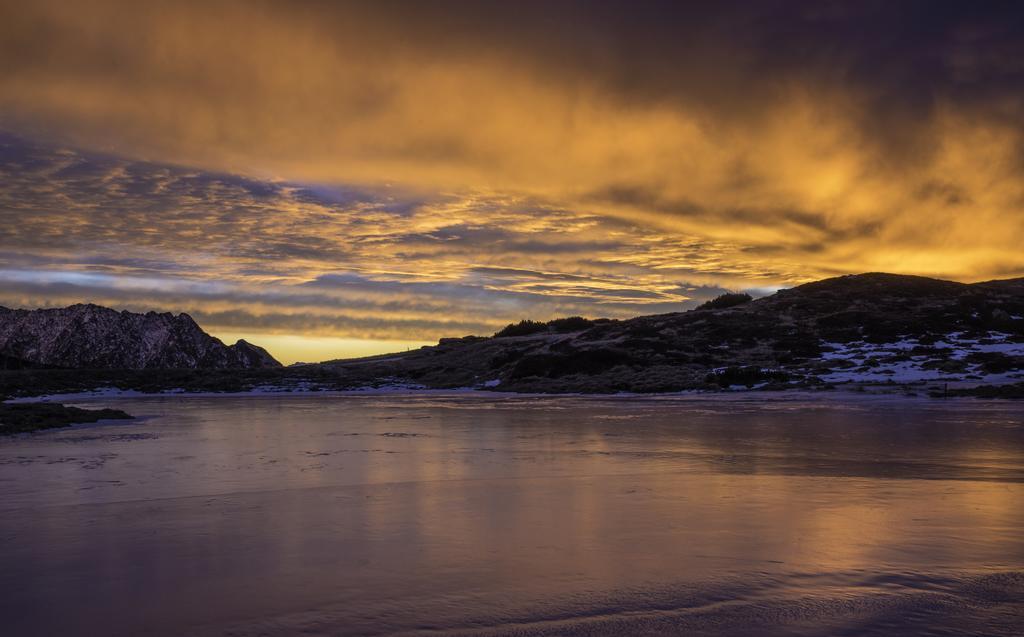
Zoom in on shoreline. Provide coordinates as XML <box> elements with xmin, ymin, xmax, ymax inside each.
<box><xmin>5</xmin><ymin>384</ymin><xmax>987</xmax><ymax>404</ymax></box>
<box><xmin>5</xmin><ymin>380</ymin><xmax>1018</xmax><ymax>435</ymax></box>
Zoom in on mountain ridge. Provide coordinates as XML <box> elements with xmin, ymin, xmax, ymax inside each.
<box><xmin>0</xmin><ymin>303</ymin><xmax>280</xmax><ymax>370</ymax></box>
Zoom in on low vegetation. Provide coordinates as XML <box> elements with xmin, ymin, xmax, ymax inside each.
<box><xmin>695</xmin><ymin>292</ymin><xmax>753</xmax><ymax>311</ymax></box>
<box><xmin>494</xmin><ymin>316</ymin><xmax>598</xmax><ymax>337</ymax></box>
<box><xmin>494</xmin><ymin>319</ymin><xmax>548</xmax><ymax>337</ymax></box>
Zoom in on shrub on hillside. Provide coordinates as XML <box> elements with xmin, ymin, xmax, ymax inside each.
<box><xmin>696</xmin><ymin>292</ymin><xmax>753</xmax><ymax>311</ymax></box>
<box><xmin>547</xmin><ymin>316</ymin><xmax>594</xmax><ymax>333</ymax></box>
<box><xmin>494</xmin><ymin>320</ymin><xmax>548</xmax><ymax>338</ymax></box>
<box><xmin>695</xmin><ymin>292</ymin><xmax>753</xmax><ymax>311</ymax></box>
<box><xmin>495</xmin><ymin>316</ymin><xmax>596</xmax><ymax>337</ymax></box>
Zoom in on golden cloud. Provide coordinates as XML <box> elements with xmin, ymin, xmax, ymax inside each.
<box><xmin>1</xmin><ymin>1</ymin><xmax>1024</xmax><ymax>359</ymax></box>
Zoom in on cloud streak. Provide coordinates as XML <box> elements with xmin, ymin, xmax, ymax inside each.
<box><xmin>0</xmin><ymin>136</ymin><xmax>760</xmax><ymax>360</ymax></box>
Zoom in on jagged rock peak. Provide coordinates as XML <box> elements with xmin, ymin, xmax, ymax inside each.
<box><xmin>0</xmin><ymin>304</ymin><xmax>281</xmax><ymax>370</ymax></box>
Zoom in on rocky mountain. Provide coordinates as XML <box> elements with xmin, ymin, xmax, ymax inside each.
<box><xmin>0</xmin><ymin>304</ymin><xmax>280</xmax><ymax>370</ymax></box>
<box><xmin>320</xmin><ymin>273</ymin><xmax>1024</xmax><ymax>393</ymax></box>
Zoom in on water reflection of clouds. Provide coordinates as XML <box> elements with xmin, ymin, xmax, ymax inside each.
<box><xmin>1</xmin><ymin>395</ymin><xmax>1023</xmax><ymax>634</ymax></box>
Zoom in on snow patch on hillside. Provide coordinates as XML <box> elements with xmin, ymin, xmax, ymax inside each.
<box><xmin>816</xmin><ymin>331</ymin><xmax>1024</xmax><ymax>384</ymax></box>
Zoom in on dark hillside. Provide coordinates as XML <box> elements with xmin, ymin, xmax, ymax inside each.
<box><xmin>320</xmin><ymin>273</ymin><xmax>1024</xmax><ymax>393</ymax></box>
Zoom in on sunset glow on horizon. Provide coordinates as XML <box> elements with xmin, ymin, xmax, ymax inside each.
<box><xmin>3</xmin><ymin>1</ymin><xmax>1024</xmax><ymax>363</ymax></box>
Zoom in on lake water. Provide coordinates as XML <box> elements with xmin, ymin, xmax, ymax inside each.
<box><xmin>1</xmin><ymin>392</ymin><xmax>1023</xmax><ymax>636</ymax></box>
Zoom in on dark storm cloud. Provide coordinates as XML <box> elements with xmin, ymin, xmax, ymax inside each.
<box><xmin>269</xmin><ymin>1</ymin><xmax>1024</xmax><ymax>137</ymax></box>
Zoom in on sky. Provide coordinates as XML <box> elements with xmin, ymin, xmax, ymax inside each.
<box><xmin>2</xmin><ymin>1</ymin><xmax>1024</xmax><ymax>364</ymax></box>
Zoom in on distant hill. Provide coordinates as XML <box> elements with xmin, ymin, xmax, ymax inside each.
<box><xmin>4</xmin><ymin>274</ymin><xmax>1021</xmax><ymax>394</ymax></box>
<box><xmin>320</xmin><ymin>273</ymin><xmax>1024</xmax><ymax>392</ymax></box>
<box><xmin>0</xmin><ymin>304</ymin><xmax>280</xmax><ymax>370</ymax></box>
